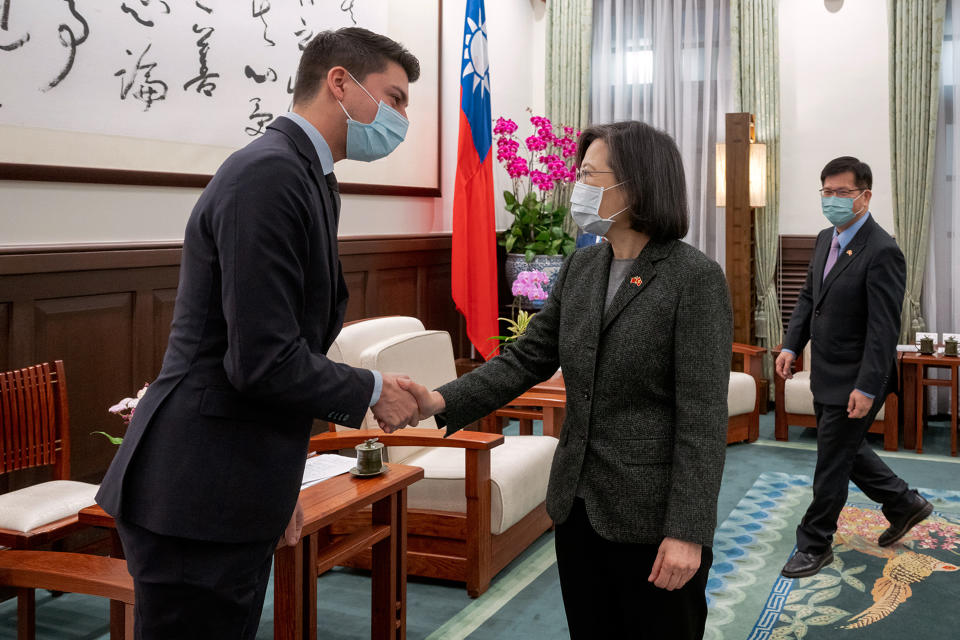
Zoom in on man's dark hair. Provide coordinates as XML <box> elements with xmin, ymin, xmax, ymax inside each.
<box><xmin>820</xmin><ymin>156</ymin><xmax>872</xmax><ymax>190</ymax></box>
<box><xmin>575</xmin><ymin>121</ymin><xmax>689</xmax><ymax>242</ymax></box>
<box><xmin>293</xmin><ymin>27</ymin><xmax>420</xmax><ymax>105</ymax></box>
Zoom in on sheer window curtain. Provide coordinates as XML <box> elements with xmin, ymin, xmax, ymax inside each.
<box><xmin>927</xmin><ymin>0</ymin><xmax>960</xmax><ymax>414</ymax></box>
<box><xmin>590</xmin><ymin>0</ymin><xmax>731</xmax><ymax>262</ymax></box>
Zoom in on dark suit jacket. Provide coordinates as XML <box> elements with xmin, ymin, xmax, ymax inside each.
<box><xmin>783</xmin><ymin>214</ymin><xmax>906</xmax><ymax>406</ymax></box>
<box><xmin>438</xmin><ymin>240</ymin><xmax>732</xmax><ymax>547</ymax></box>
<box><xmin>96</xmin><ymin>117</ymin><xmax>374</xmax><ymax>543</ymax></box>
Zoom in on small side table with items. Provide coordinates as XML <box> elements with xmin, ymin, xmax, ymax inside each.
<box><xmin>900</xmin><ymin>343</ymin><xmax>959</xmax><ymax>456</ymax></box>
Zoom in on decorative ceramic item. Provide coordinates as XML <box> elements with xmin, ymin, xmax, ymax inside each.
<box><xmin>354</xmin><ymin>438</ymin><xmax>385</xmax><ymax>475</ymax></box>
<box><xmin>945</xmin><ymin>337</ymin><xmax>959</xmax><ymax>357</ymax></box>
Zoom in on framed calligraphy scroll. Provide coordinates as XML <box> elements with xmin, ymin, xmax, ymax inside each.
<box><xmin>0</xmin><ymin>0</ymin><xmax>441</xmax><ymax>196</ymax></box>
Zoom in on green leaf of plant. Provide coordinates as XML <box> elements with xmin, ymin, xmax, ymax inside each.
<box><xmin>536</xmin><ymin>230</ymin><xmax>551</xmax><ymax>243</ymax></box>
<box><xmin>562</xmin><ymin>240</ymin><xmax>576</xmax><ymax>256</ymax></box>
<box><xmin>525</xmin><ymin>248</ymin><xmax>536</xmax><ymax>263</ymax></box>
<box><xmin>503</xmin><ymin>190</ymin><xmax>517</xmax><ymax>207</ymax></box>
<box><xmin>551</xmin><ymin>225</ymin><xmax>565</xmax><ymax>239</ymax></box>
<box><xmin>91</xmin><ymin>431</ymin><xmax>124</xmax><ymax>445</ymax></box>
<box><xmin>505</xmin><ymin>235</ymin><xmax>517</xmax><ymax>252</ymax></box>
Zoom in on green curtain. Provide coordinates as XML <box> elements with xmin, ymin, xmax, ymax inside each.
<box><xmin>889</xmin><ymin>0</ymin><xmax>946</xmax><ymax>342</ymax></box>
<box><xmin>545</xmin><ymin>0</ymin><xmax>592</xmax><ymax>237</ymax></box>
<box><xmin>545</xmin><ymin>0</ymin><xmax>592</xmax><ymax>130</ymax></box>
<box><xmin>731</xmin><ymin>0</ymin><xmax>781</xmax><ymax>393</ymax></box>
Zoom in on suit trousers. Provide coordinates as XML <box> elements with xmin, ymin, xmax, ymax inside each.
<box><xmin>555</xmin><ymin>498</ymin><xmax>713</xmax><ymax>639</ymax></box>
<box><xmin>116</xmin><ymin>518</ymin><xmax>278</xmax><ymax>640</ymax></box>
<box><xmin>796</xmin><ymin>401</ymin><xmax>913</xmax><ymax>554</ymax></box>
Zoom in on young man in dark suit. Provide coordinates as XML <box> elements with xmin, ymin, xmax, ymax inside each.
<box><xmin>95</xmin><ymin>29</ymin><xmax>422</xmax><ymax>638</ymax></box>
<box><xmin>777</xmin><ymin>156</ymin><xmax>933</xmax><ymax>579</ymax></box>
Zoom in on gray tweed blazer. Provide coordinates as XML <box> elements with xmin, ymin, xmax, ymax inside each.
<box><xmin>437</xmin><ymin>240</ymin><xmax>732</xmax><ymax>546</ymax></box>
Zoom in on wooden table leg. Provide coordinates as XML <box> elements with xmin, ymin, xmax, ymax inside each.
<box><xmin>107</xmin><ymin>530</ymin><xmax>126</xmax><ymax>639</ymax></box>
<box><xmin>952</xmin><ymin>364</ymin><xmax>958</xmax><ymax>457</ymax></box>
<box><xmin>542</xmin><ymin>407</ymin><xmax>565</xmax><ymax>439</ymax></box>
<box><xmin>274</xmin><ymin>541</ymin><xmax>304</xmax><ymax>640</ymax></box>
<box><xmin>395</xmin><ymin>489</ymin><xmax>408</xmax><ymax>640</ymax></box>
<box><xmin>916</xmin><ymin>364</ymin><xmax>925</xmax><ymax>455</ymax></box>
<box><xmin>902</xmin><ymin>362</ymin><xmax>917</xmax><ymax>450</ymax></box>
<box><xmin>372</xmin><ymin>493</ymin><xmax>399</xmax><ymax>640</ymax></box>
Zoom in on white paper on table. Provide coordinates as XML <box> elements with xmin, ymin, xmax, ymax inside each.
<box><xmin>300</xmin><ymin>454</ymin><xmax>356</xmax><ymax>489</ymax></box>
<box><xmin>897</xmin><ymin>344</ymin><xmax>919</xmax><ymax>352</ymax></box>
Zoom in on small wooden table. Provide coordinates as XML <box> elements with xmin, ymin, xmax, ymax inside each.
<box><xmin>487</xmin><ymin>371</ymin><xmax>567</xmax><ymax>438</ymax></box>
<box><xmin>79</xmin><ymin>463</ymin><xmax>424</xmax><ymax>640</ymax></box>
<box><xmin>900</xmin><ymin>352</ymin><xmax>959</xmax><ymax>456</ymax></box>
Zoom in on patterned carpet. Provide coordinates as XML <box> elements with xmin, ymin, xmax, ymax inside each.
<box><xmin>707</xmin><ymin>472</ymin><xmax>960</xmax><ymax>639</ymax></box>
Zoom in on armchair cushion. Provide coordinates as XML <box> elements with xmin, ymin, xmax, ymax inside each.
<box><xmin>785</xmin><ymin>371</ymin><xmax>885</xmax><ymax>419</ymax></box>
<box><xmin>0</xmin><ymin>481</ymin><xmax>98</xmax><ymax>533</ymax></box>
<box><xmin>399</xmin><ymin>435</ymin><xmax>558</xmax><ymax>535</ymax></box>
<box><xmin>727</xmin><ymin>371</ymin><xmax>757</xmax><ymax>417</ymax></box>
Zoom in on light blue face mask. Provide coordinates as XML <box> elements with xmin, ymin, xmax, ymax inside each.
<box><xmin>821</xmin><ymin>192</ymin><xmax>866</xmax><ymax>227</ymax></box>
<box><xmin>338</xmin><ymin>71</ymin><xmax>409</xmax><ymax>162</ymax></box>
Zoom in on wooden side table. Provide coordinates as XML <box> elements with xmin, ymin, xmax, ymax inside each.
<box><xmin>901</xmin><ymin>352</ymin><xmax>959</xmax><ymax>456</ymax></box>
<box><xmin>79</xmin><ymin>463</ymin><xmax>424</xmax><ymax>640</ymax></box>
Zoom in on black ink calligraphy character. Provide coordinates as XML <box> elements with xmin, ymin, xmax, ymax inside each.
<box><xmin>115</xmin><ymin>43</ymin><xmax>168</xmax><ymax>110</ymax></box>
<box><xmin>183</xmin><ymin>24</ymin><xmax>219</xmax><ymax>96</ymax></box>
<box><xmin>43</xmin><ymin>0</ymin><xmax>89</xmax><ymax>90</ymax></box>
<box><xmin>340</xmin><ymin>0</ymin><xmax>357</xmax><ymax>25</ymax></box>
<box><xmin>245</xmin><ymin>97</ymin><xmax>273</xmax><ymax>137</ymax></box>
<box><xmin>243</xmin><ymin>65</ymin><xmax>277</xmax><ymax>84</ymax></box>
<box><xmin>195</xmin><ymin>1</ymin><xmax>213</xmax><ymax>14</ymax></box>
<box><xmin>251</xmin><ymin>1</ymin><xmax>275</xmax><ymax>46</ymax></box>
<box><xmin>294</xmin><ymin>16</ymin><xmax>313</xmax><ymax>51</ymax></box>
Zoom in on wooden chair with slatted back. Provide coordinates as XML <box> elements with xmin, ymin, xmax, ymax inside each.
<box><xmin>0</xmin><ymin>550</ymin><xmax>134</xmax><ymax>639</ymax></box>
<box><xmin>0</xmin><ymin>361</ymin><xmax>100</xmax><ymax>634</ymax></box>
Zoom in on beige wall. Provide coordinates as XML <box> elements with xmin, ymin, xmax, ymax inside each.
<box><xmin>778</xmin><ymin>0</ymin><xmax>893</xmax><ymax>236</ymax></box>
<box><xmin>0</xmin><ymin>0</ymin><xmax>546</xmax><ymax>245</ymax></box>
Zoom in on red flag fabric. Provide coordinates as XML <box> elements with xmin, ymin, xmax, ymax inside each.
<box><xmin>452</xmin><ymin>0</ymin><xmax>498</xmax><ymax>359</ymax></box>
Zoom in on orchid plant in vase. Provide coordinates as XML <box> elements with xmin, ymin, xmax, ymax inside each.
<box><xmin>489</xmin><ymin>270</ymin><xmax>549</xmax><ymax>357</ymax></box>
<box><xmin>494</xmin><ymin>114</ymin><xmax>580</xmax><ymax>263</ymax></box>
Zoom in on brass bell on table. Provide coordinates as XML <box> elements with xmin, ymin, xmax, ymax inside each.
<box><xmin>919</xmin><ymin>336</ymin><xmax>935</xmax><ymax>355</ymax></box>
<box><xmin>355</xmin><ymin>438</ymin><xmax>385</xmax><ymax>475</ymax></box>
<box><xmin>945</xmin><ymin>337</ymin><xmax>959</xmax><ymax>357</ymax></box>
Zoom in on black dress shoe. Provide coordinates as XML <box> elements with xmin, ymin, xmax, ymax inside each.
<box><xmin>878</xmin><ymin>495</ymin><xmax>934</xmax><ymax>547</ymax></box>
<box><xmin>781</xmin><ymin>549</ymin><xmax>834</xmax><ymax>579</ymax></box>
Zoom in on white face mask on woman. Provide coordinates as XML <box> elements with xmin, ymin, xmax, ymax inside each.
<box><xmin>570</xmin><ymin>180</ymin><xmax>629</xmax><ymax>236</ymax></box>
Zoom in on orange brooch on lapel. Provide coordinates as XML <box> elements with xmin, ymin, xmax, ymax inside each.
<box><xmin>630</xmin><ymin>276</ymin><xmax>643</xmax><ymax>287</ymax></box>
<box><xmin>846</xmin><ymin>249</ymin><xmax>853</xmax><ymax>256</ymax></box>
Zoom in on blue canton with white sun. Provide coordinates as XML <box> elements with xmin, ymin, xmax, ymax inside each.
<box><xmin>460</xmin><ymin>0</ymin><xmax>492</xmax><ymax>161</ymax></box>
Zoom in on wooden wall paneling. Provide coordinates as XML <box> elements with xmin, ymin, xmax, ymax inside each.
<box><xmin>151</xmin><ymin>289</ymin><xmax>177</xmax><ymax>378</ymax></box>
<box><xmin>0</xmin><ymin>302</ymin><xmax>8</xmax><ymax>372</ymax></box>
<box><xmin>33</xmin><ymin>294</ymin><xmax>135</xmax><ymax>484</ymax></box>
<box><xmin>0</xmin><ymin>234</ymin><xmax>465</xmax><ymax>489</ymax></box>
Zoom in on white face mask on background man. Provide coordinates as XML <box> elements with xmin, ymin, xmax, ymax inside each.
<box><xmin>570</xmin><ymin>180</ymin><xmax>629</xmax><ymax>236</ymax></box>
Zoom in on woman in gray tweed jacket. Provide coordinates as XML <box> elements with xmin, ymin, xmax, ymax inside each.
<box><xmin>403</xmin><ymin>121</ymin><xmax>732</xmax><ymax>639</ymax></box>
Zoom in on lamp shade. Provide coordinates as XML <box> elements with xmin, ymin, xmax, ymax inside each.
<box><xmin>716</xmin><ymin>143</ymin><xmax>767</xmax><ymax>207</ymax></box>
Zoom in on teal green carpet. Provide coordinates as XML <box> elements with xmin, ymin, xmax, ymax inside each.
<box><xmin>2</xmin><ymin>416</ymin><xmax>957</xmax><ymax>639</ymax></box>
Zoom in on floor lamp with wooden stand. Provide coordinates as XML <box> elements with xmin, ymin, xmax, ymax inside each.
<box><xmin>717</xmin><ymin>113</ymin><xmax>767</xmax><ymax>396</ymax></box>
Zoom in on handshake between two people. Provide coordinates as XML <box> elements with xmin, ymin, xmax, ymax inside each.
<box><xmin>370</xmin><ymin>373</ymin><xmax>446</xmax><ymax>432</ymax></box>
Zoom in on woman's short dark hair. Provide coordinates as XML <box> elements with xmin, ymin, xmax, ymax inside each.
<box><xmin>293</xmin><ymin>27</ymin><xmax>420</xmax><ymax>105</ymax></box>
<box><xmin>820</xmin><ymin>156</ymin><xmax>872</xmax><ymax>190</ymax></box>
<box><xmin>575</xmin><ymin>121</ymin><xmax>689</xmax><ymax>242</ymax></box>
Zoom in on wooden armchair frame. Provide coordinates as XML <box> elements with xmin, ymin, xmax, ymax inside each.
<box><xmin>728</xmin><ymin>343</ymin><xmax>766</xmax><ymax>444</ymax></box>
<box><xmin>0</xmin><ymin>360</ymin><xmax>91</xmax><ymax>550</ymax></box>
<box><xmin>772</xmin><ymin>345</ymin><xmax>898</xmax><ymax>451</ymax></box>
<box><xmin>309</xmin><ymin>427</ymin><xmax>552</xmax><ymax>597</ymax></box>
<box><xmin>0</xmin><ymin>550</ymin><xmax>134</xmax><ymax>639</ymax></box>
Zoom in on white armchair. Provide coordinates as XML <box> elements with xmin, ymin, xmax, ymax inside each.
<box><xmin>774</xmin><ymin>342</ymin><xmax>899</xmax><ymax>451</ymax></box>
<box><xmin>319</xmin><ymin>316</ymin><xmax>558</xmax><ymax>597</ymax></box>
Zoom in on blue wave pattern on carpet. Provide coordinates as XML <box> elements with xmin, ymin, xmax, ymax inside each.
<box><xmin>707</xmin><ymin>472</ymin><xmax>960</xmax><ymax>640</ymax></box>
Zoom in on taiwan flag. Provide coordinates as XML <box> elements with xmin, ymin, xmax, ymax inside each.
<box><xmin>452</xmin><ymin>0</ymin><xmax>498</xmax><ymax>359</ymax></box>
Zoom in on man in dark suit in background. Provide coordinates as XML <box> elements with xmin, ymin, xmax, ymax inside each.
<box><xmin>777</xmin><ymin>156</ymin><xmax>932</xmax><ymax>579</ymax></box>
<box><xmin>95</xmin><ymin>29</ymin><xmax>422</xmax><ymax>638</ymax></box>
